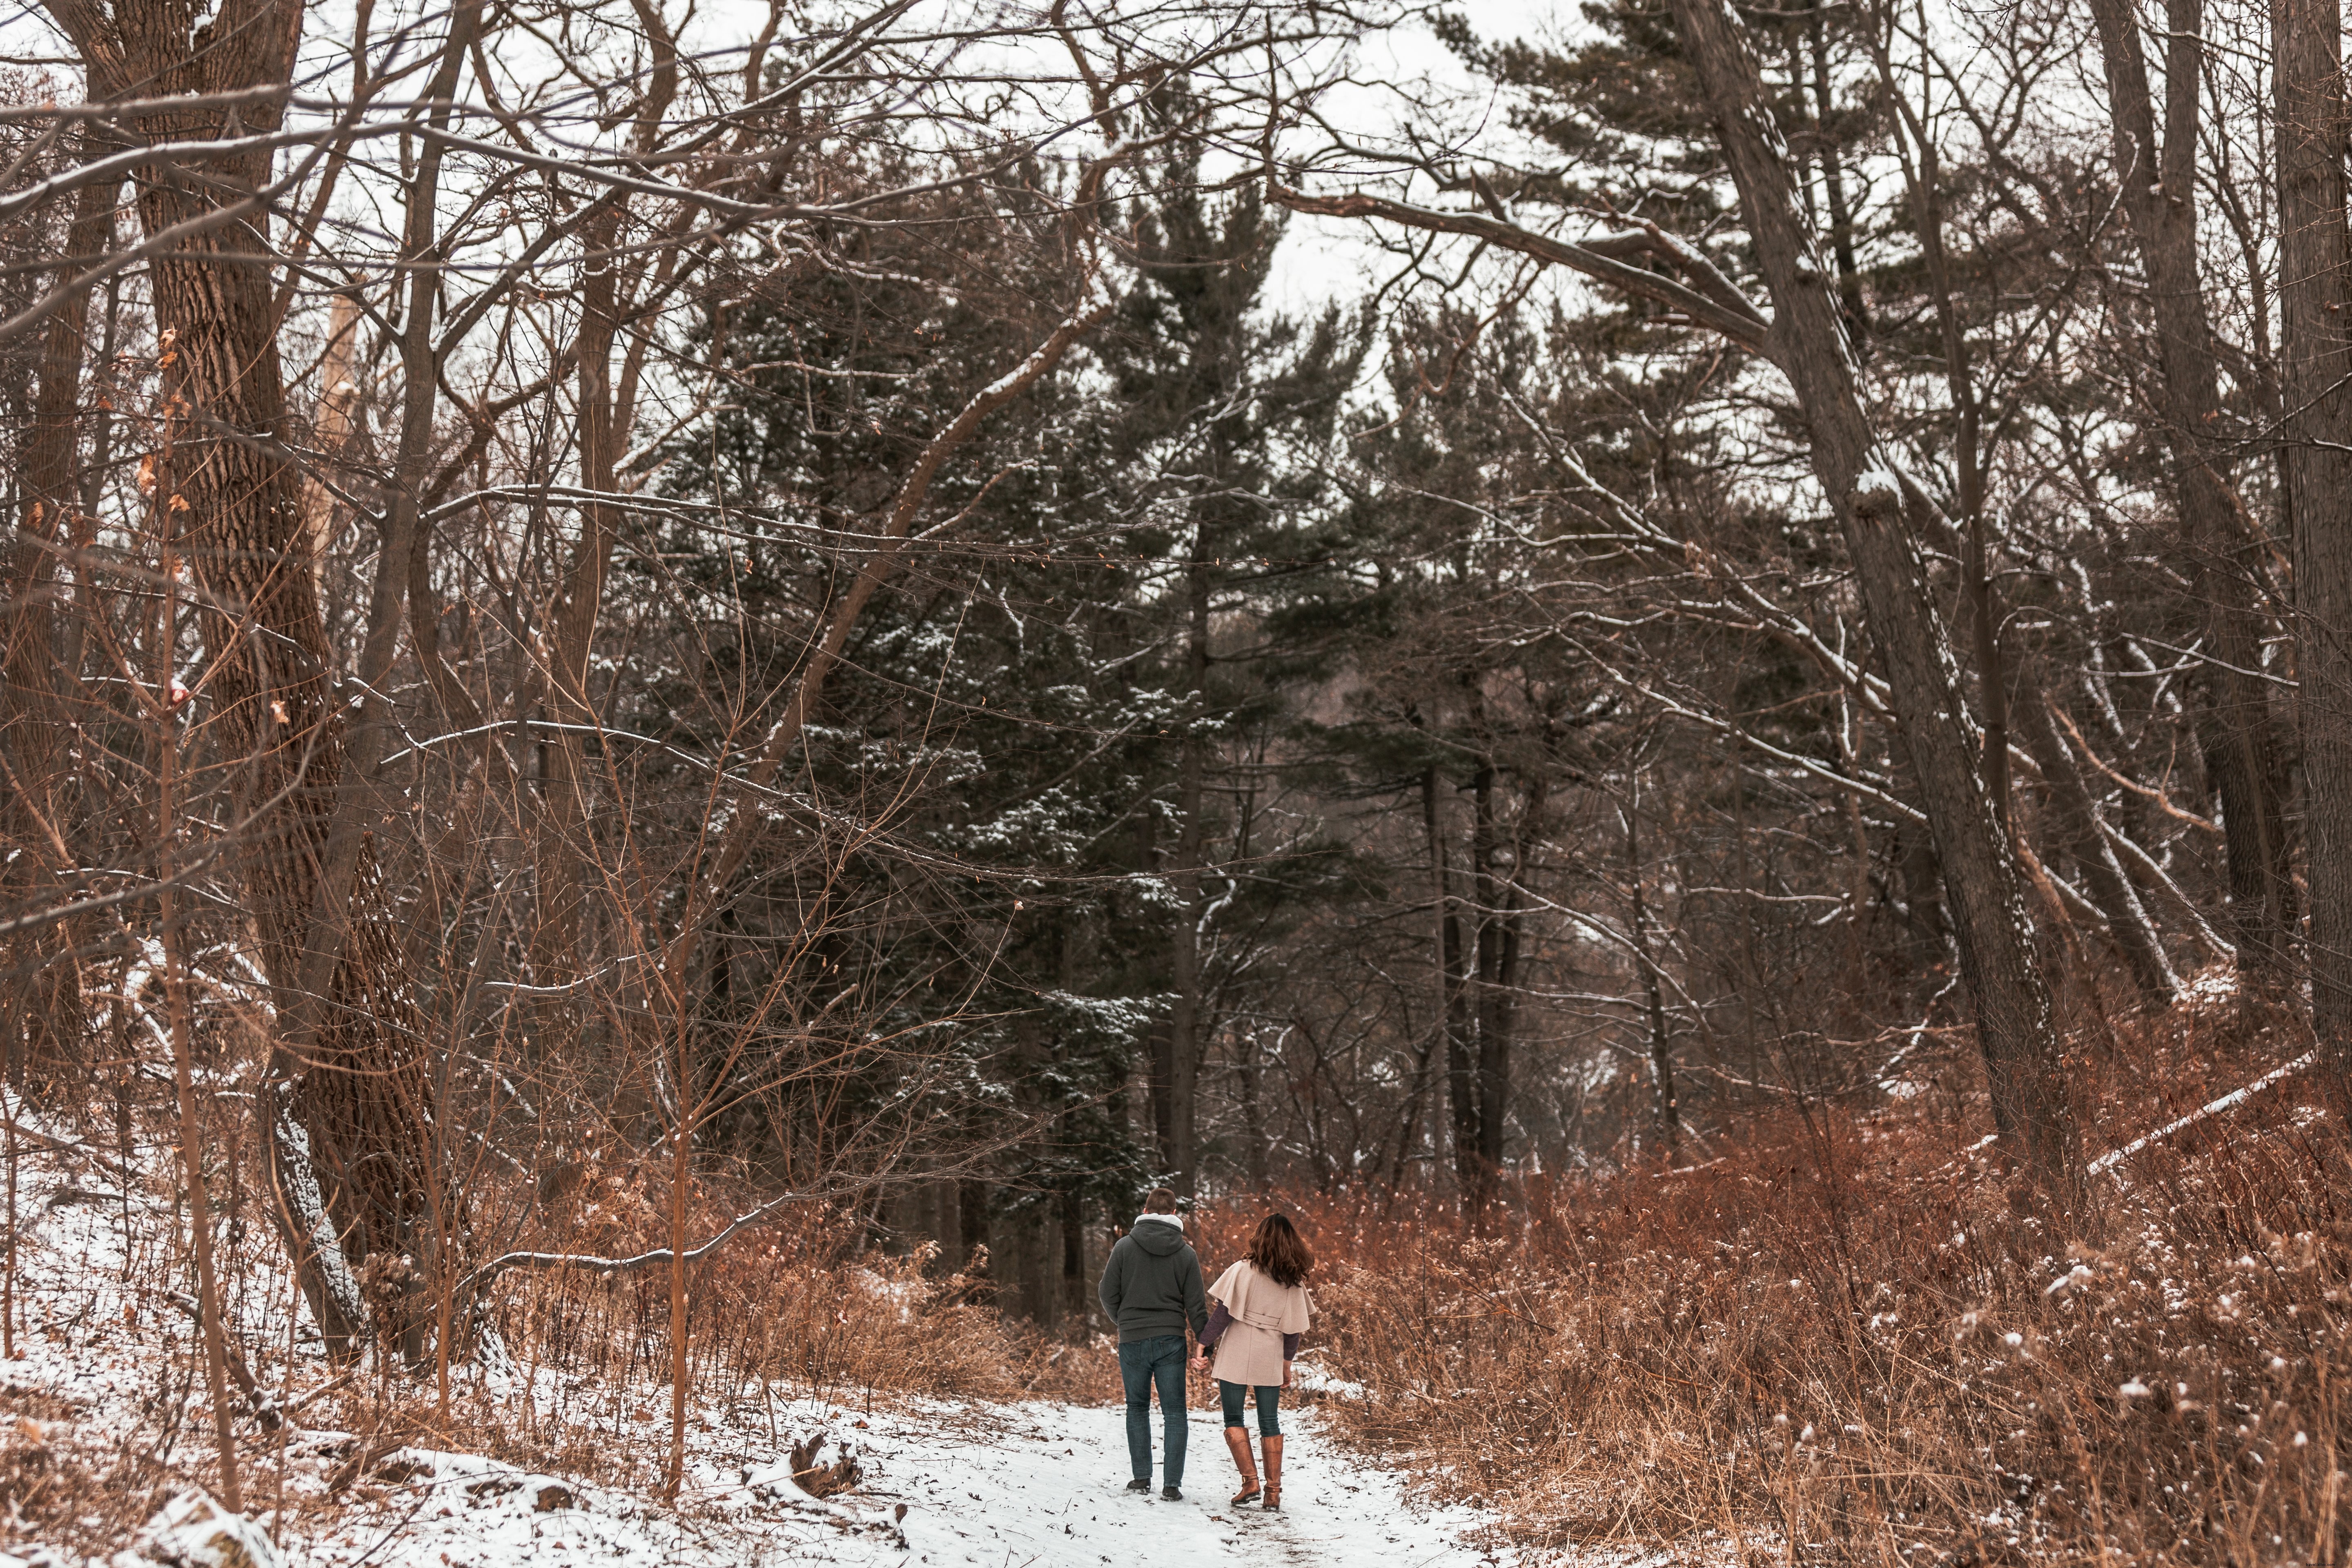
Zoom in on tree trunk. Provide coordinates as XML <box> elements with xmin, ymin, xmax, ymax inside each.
<box><xmin>1059</xmin><ymin>1187</ymin><xmax>1087</xmax><ymax>1322</ymax></box>
<box><xmin>1668</xmin><ymin>0</ymin><xmax>2078</xmax><ymax>1204</ymax></box>
<box><xmin>39</xmin><ymin>0</ymin><xmax>441</xmax><ymax>1354</ymax></box>
<box><xmin>2088</xmin><ymin>0</ymin><xmax>2296</xmax><ymax>969</ymax></box>
<box><xmin>1165</xmin><ymin>519</ymin><xmax>1213</xmax><ymax>1196</ymax></box>
<box><xmin>0</xmin><ymin>166</ymin><xmax>116</xmax><ymax>1085</ymax></box>
<box><xmin>297</xmin><ymin>287</ymin><xmax>360</xmax><ymax>587</ymax></box>
<box><xmin>1624</xmin><ymin>788</ymin><xmax>1679</xmax><ymax>1156</ymax></box>
<box><xmin>2272</xmin><ymin>0</ymin><xmax>2352</xmax><ymax>1107</ymax></box>
<box><xmin>532</xmin><ymin>214</ymin><xmax>627</xmax><ymax>1005</ymax></box>
<box><xmin>1237</xmin><ymin>1026</ymin><xmax>1267</xmax><ymax>1188</ymax></box>
<box><xmin>957</xmin><ymin>1179</ymin><xmax>990</xmax><ymax>1276</ymax></box>
<box><xmin>1806</xmin><ymin>16</ymin><xmax>1868</xmax><ymax>345</ymax></box>
<box><xmin>1468</xmin><ymin>760</ymin><xmax>1503</xmax><ymax>1198</ymax></box>
<box><xmin>1470</xmin><ymin>753</ymin><xmax>1541</xmax><ymax>1191</ymax></box>
<box><xmin>1424</xmin><ymin>765</ymin><xmax>1479</xmax><ymax>1194</ymax></box>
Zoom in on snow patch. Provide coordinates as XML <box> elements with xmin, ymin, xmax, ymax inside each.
<box><xmin>134</xmin><ymin>1492</ymin><xmax>283</xmax><ymax>1568</ymax></box>
<box><xmin>272</xmin><ymin>1106</ymin><xmax>368</xmax><ymax>1336</ymax></box>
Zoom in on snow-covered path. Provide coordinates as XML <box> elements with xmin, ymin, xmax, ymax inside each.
<box><xmin>276</xmin><ymin>1397</ymin><xmax>1510</xmax><ymax>1568</ymax></box>
<box><xmin>870</xmin><ymin>1400</ymin><xmax>1503</xmax><ymax>1568</ymax></box>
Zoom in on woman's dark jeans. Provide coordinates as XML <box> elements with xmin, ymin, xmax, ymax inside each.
<box><xmin>1117</xmin><ymin>1335</ymin><xmax>1188</xmax><ymax>1486</ymax></box>
<box><xmin>1218</xmin><ymin>1378</ymin><xmax>1281</xmax><ymax>1436</ymax></box>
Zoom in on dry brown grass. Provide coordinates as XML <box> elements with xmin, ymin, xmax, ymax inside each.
<box><xmin>0</xmin><ymin>1390</ymin><xmax>182</xmax><ymax>1557</ymax></box>
<box><xmin>1185</xmin><ymin>992</ymin><xmax>2348</xmax><ymax>1564</ymax></box>
<box><xmin>105</xmin><ymin>975</ymin><xmax>2345</xmax><ymax>1564</ymax></box>
<box><xmin>374</xmin><ymin>1195</ymin><xmax>1055</xmax><ymax>1490</ymax></box>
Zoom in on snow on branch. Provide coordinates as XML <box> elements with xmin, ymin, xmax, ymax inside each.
<box><xmin>1270</xmin><ymin>185</ymin><xmax>1780</xmax><ymax>361</ymax></box>
<box><xmin>455</xmin><ymin>1188</ymin><xmax>811</xmax><ymax>1298</ymax></box>
<box><xmin>2087</xmin><ymin>1052</ymin><xmax>2315</xmax><ymax>1178</ymax></box>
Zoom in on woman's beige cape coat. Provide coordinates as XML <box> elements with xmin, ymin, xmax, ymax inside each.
<box><xmin>1206</xmin><ymin>1259</ymin><xmax>1312</xmax><ymax>1389</ymax></box>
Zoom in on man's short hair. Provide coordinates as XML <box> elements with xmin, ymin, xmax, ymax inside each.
<box><xmin>1144</xmin><ymin>1186</ymin><xmax>1179</xmax><ymax>1213</ymax></box>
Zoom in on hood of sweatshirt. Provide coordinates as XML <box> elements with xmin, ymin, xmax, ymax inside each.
<box><xmin>1129</xmin><ymin>1215</ymin><xmax>1187</xmax><ymax>1257</ymax></box>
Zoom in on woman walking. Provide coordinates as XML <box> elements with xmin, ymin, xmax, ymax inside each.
<box><xmin>1191</xmin><ymin>1214</ymin><xmax>1314</xmax><ymax>1510</ymax></box>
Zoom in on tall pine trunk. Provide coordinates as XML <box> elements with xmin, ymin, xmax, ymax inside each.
<box><xmin>1165</xmin><ymin>520</ymin><xmax>1213</xmax><ymax>1196</ymax></box>
<box><xmin>1624</xmin><ymin>787</ymin><xmax>1679</xmax><ymax>1155</ymax></box>
<box><xmin>1423</xmin><ymin>766</ymin><xmax>1479</xmax><ymax>1194</ymax></box>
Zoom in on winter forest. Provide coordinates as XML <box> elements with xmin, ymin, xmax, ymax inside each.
<box><xmin>3</xmin><ymin>0</ymin><xmax>2352</xmax><ymax>1557</ymax></box>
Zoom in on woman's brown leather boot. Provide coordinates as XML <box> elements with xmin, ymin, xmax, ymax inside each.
<box><xmin>1261</xmin><ymin>1434</ymin><xmax>1284</xmax><ymax>1510</ymax></box>
<box><xmin>1223</xmin><ymin>1427</ymin><xmax>1260</xmax><ymax>1505</ymax></box>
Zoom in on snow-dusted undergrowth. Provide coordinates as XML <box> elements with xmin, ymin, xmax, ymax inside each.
<box><xmin>0</xmin><ymin>1120</ymin><xmax>1531</xmax><ymax>1568</ymax></box>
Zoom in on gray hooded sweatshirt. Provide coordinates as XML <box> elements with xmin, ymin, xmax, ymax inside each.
<box><xmin>1097</xmin><ymin>1214</ymin><xmax>1208</xmax><ymax>1344</ymax></box>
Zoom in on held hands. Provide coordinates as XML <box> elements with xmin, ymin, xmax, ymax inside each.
<box><xmin>1282</xmin><ymin>1361</ymin><xmax>1293</xmax><ymax>1388</ymax></box>
<box><xmin>1188</xmin><ymin>1355</ymin><xmax>1211</xmax><ymax>1373</ymax></box>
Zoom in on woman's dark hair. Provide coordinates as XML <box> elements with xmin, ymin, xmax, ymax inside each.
<box><xmin>1247</xmin><ymin>1214</ymin><xmax>1314</xmax><ymax>1288</ymax></box>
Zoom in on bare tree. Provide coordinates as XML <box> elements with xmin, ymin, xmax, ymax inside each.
<box><xmin>2084</xmin><ymin>0</ymin><xmax>2294</xmax><ymax>971</ymax></box>
<box><xmin>1274</xmin><ymin>0</ymin><xmax>2081</xmax><ymax>1202</ymax></box>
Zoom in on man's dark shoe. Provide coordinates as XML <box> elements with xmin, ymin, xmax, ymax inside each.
<box><xmin>1125</xmin><ymin>1479</ymin><xmax>1151</xmax><ymax>1493</ymax></box>
<box><xmin>1160</xmin><ymin>1486</ymin><xmax>1182</xmax><ymax>1501</ymax></box>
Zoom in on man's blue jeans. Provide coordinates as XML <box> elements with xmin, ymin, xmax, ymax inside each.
<box><xmin>1117</xmin><ymin>1334</ymin><xmax>1187</xmax><ymax>1486</ymax></box>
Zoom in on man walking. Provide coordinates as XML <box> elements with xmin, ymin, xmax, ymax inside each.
<box><xmin>1097</xmin><ymin>1187</ymin><xmax>1207</xmax><ymax>1500</ymax></box>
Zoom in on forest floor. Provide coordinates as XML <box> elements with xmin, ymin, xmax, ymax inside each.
<box><xmin>0</xmin><ymin>1122</ymin><xmax>1574</xmax><ymax>1568</ymax></box>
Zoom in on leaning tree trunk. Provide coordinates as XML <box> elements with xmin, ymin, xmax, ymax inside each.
<box><xmin>2088</xmin><ymin>0</ymin><xmax>2295</xmax><ymax>971</ymax></box>
<box><xmin>38</xmin><ymin>0</ymin><xmax>438</xmax><ymax>1356</ymax></box>
<box><xmin>1666</xmin><ymin>0</ymin><xmax>2079</xmax><ymax>1204</ymax></box>
<box><xmin>2272</xmin><ymin>0</ymin><xmax>2352</xmax><ymax>1109</ymax></box>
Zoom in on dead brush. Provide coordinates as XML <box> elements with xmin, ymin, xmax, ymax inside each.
<box><xmin>1190</xmin><ymin>1009</ymin><xmax>2352</xmax><ymax>1565</ymax></box>
<box><xmin>0</xmin><ymin>1408</ymin><xmax>175</xmax><ymax>1559</ymax></box>
<box><xmin>367</xmin><ymin>1182</ymin><xmax>1038</xmax><ymax>1493</ymax></box>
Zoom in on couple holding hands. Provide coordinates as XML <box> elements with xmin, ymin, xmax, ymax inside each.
<box><xmin>1096</xmin><ymin>1189</ymin><xmax>1316</xmax><ymax>1510</ymax></box>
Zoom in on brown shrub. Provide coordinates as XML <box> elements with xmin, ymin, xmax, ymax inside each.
<box><xmin>1187</xmin><ymin>993</ymin><xmax>2349</xmax><ymax>1565</ymax></box>
<box><xmin>0</xmin><ymin>1402</ymin><xmax>176</xmax><ymax>1558</ymax></box>
<box><xmin>403</xmin><ymin>1190</ymin><xmax>1043</xmax><ymax>1490</ymax></box>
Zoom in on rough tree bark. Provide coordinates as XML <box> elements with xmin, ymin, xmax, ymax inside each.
<box><xmin>2272</xmin><ymin>0</ymin><xmax>2352</xmax><ymax>1107</ymax></box>
<box><xmin>37</xmin><ymin>0</ymin><xmax>440</xmax><ymax>1354</ymax></box>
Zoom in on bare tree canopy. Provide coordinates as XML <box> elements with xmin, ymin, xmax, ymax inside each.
<box><xmin>2</xmin><ymin>0</ymin><xmax>2349</xmax><ymax>1553</ymax></box>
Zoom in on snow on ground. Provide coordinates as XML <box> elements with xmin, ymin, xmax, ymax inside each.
<box><xmin>0</xmin><ymin>1119</ymin><xmax>1523</xmax><ymax>1568</ymax></box>
<box><xmin>820</xmin><ymin>1398</ymin><xmax>1506</xmax><ymax>1568</ymax></box>
<box><xmin>282</xmin><ymin>1399</ymin><xmax>1512</xmax><ymax>1568</ymax></box>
